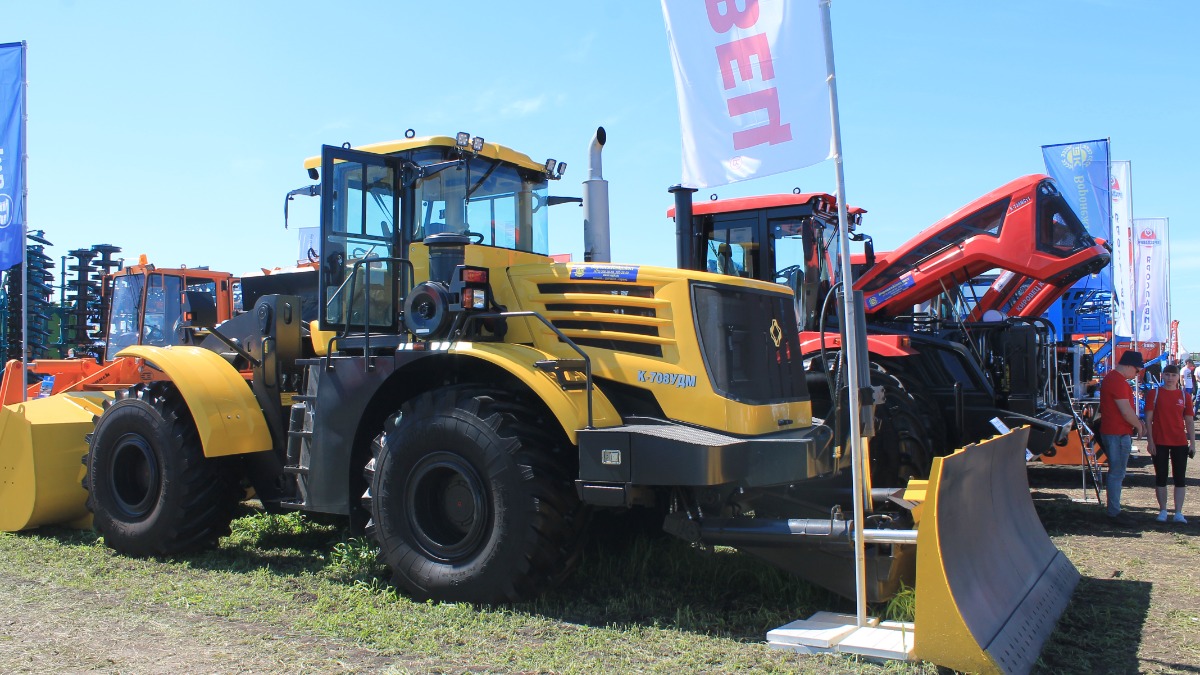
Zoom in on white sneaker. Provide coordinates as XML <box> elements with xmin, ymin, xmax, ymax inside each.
<box><xmin>1174</xmin><ymin>513</ymin><xmax>1188</xmax><ymax>524</ymax></box>
<box><xmin>1156</xmin><ymin>510</ymin><xmax>1169</xmax><ymax>522</ymax></box>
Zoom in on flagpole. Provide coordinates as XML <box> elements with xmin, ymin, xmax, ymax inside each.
<box><xmin>1105</xmin><ymin>139</ymin><xmax>1114</xmax><ymax>374</ymax></box>
<box><xmin>819</xmin><ymin>0</ymin><xmax>869</xmax><ymax>628</ymax></box>
<box><xmin>18</xmin><ymin>41</ymin><xmax>27</xmax><ymax>401</ymax></box>
<box><xmin>1165</xmin><ymin>218</ymin><xmax>1171</xmax><ymax>358</ymax></box>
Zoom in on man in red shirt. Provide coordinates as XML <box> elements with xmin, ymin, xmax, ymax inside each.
<box><xmin>1099</xmin><ymin>350</ymin><xmax>1145</xmax><ymax>525</ymax></box>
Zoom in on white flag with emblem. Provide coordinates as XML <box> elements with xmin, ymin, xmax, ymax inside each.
<box><xmin>1110</xmin><ymin>161</ymin><xmax>1134</xmax><ymax>339</ymax></box>
<box><xmin>1133</xmin><ymin>217</ymin><xmax>1169</xmax><ymax>343</ymax></box>
<box><xmin>661</xmin><ymin>0</ymin><xmax>832</xmax><ymax>188</ymax></box>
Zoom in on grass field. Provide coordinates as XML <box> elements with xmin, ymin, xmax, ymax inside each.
<box><xmin>0</xmin><ymin>443</ymin><xmax>1195</xmax><ymax>673</ymax></box>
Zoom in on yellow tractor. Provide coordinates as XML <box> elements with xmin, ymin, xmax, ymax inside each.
<box><xmin>60</xmin><ymin>131</ymin><xmax>1071</xmax><ymax>673</ymax></box>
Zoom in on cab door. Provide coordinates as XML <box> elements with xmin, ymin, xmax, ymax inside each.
<box><xmin>319</xmin><ymin>145</ymin><xmax>405</xmax><ymax>335</ymax></box>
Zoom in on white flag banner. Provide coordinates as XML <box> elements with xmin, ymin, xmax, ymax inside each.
<box><xmin>1133</xmin><ymin>217</ymin><xmax>1169</xmax><ymax>343</ymax></box>
<box><xmin>661</xmin><ymin>0</ymin><xmax>832</xmax><ymax>188</ymax></box>
<box><xmin>1110</xmin><ymin>161</ymin><xmax>1134</xmax><ymax>339</ymax></box>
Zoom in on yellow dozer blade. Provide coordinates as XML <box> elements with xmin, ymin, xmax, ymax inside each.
<box><xmin>914</xmin><ymin>426</ymin><xmax>1079</xmax><ymax>674</ymax></box>
<box><xmin>0</xmin><ymin>391</ymin><xmax>114</xmax><ymax>532</ymax></box>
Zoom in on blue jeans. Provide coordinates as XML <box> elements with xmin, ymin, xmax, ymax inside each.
<box><xmin>1100</xmin><ymin>433</ymin><xmax>1132</xmax><ymax>517</ymax></box>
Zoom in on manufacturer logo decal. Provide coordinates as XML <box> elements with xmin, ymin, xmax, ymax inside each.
<box><xmin>769</xmin><ymin>319</ymin><xmax>783</xmax><ymax>347</ymax></box>
<box><xmin>1007</xmin><ymin>197</ymin><xmax>1031</xmax><ymax>215</ymax></box>
<box><xmin>569</xmin><ymin>265</ymin><xmax>639</xmax><ymax>282</ymax></box>
<box><xmin>638</xmin><ymin>370</ymin><xmax>697</xmax><ymax>388</ymax></box>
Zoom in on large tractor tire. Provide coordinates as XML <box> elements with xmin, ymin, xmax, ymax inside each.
<box><xmin>870</xmin><ymin>374</ymin><xmax>935</xmax><ymax>487</ymax></box>
<box><xmin>363</xmin><ymin>386</ymin><xmax>586</xmax><ymax>603</ymax></box>
<box><xmin>805</xmin><ymin>365</ymin><xmax>935</xmax><ymax>487</ymax></box>
<box><xmin>84</xmin><ymin>383</ymin><xmax>241</xmax><ymax>557</ymax></box>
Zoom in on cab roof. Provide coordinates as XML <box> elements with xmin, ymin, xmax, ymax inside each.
<box><xmin>666</xmin><ymin>192</ymin><xmax>865</xmax><ymax>218</ymax></box>
<box><xmin>303</xmin><ymin>135</ymin><xmax>548</xmax><ymax>174</ymax></box>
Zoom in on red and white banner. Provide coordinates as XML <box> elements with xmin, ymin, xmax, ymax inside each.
<box><xmin>1110</xmin><ymin>160</ymin><xmax>1134</xmax><ymax>339</ymax></box>
<box><xmin>1170</xmin><ymin>320</ymin><xmax>1179</xmax><ymax>360</ymax></box>
<box><xmin>1133</xmin><ymin>217</ymin><xmax>1169</xmax><ymax>343</ymax></box>
<box><xmin>661</xmin><ymin>0</ymin><xmax>831</xmax><ymax>188</ymax></box>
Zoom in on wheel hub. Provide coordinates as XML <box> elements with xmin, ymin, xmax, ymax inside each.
<box><xmin>406</xmin><ymin>452</ymin><xmax>489</xmax><ymax>562</ymax></box>
<box><xmin>109</xmin><ymin>433</ymin><xmax>161</xmax><ymax>519</ymax></box>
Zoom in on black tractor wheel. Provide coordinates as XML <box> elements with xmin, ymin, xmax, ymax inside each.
<box><xmin>363</xmin><ymin>386</ymin><xmax>586</xmax><ymax>603</ymax></box>
<box><xmin>870</xmin><ymin>376</ymin><xmax>935</xmax><ymax>487</ymax></box>
<box><xmin>804</xmin><ymin>364</ymin><xmax>934</xmax><ymax>487</ymax></box>
<box><xmin>85</xmin><ymin>383</ymin><xmax>241</xmax><ymax>557</ymax></box>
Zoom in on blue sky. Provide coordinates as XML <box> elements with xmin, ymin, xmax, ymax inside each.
<box><xmin>5</xmin><ymin>1</ymin><xmax>1198</xmax><ymax>347</ymax></box>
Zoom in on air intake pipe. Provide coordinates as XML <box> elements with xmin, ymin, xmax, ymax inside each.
<box><xmin>582</xmin><ymin>127</ymin><xmax>610</xmax><ymax>263</ymax></box>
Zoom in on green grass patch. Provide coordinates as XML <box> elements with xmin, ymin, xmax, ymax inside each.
<box><xmin>0</xmin><ymin>509</ymin><xmax>938</xmax><ymax>674</ymax></box>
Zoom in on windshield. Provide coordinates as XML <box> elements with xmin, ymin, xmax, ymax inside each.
<box><xmin>106</xmin><ymin>274</ymin><xmax>144</xmax><ymax>359</ymax></box>
<box><xmin>412</xmin><ymin>151</ymin><xmax>549</xmax><ymax>255</ymax></box>
<box><xmin>1036</xmin><ymin>189</ymin><xmax>1094</xmax><ymax>258</ymax></box>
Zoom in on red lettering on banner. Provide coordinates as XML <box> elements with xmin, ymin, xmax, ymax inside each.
<box><xmin>715</xmin><ymin>34</ymin><xmax>774</xmax><ymax>89</ymax></box>
<box><xmin>704</xmin><ymin>0</ymin><xmax>792</xmax><ymax>151</ymax></box>
<box><xmin>705</xmin><ymin>0</ymin><xmax>760</xmax><ymax>32</ymax></box>
<box><xmin>728</xmin><ymin>88</ymin><xmax>792</xmax><ymax>148</ymax></box>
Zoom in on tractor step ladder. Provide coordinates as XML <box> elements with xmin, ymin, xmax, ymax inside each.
<box><xmin>280</xmin><ymin>359</ymin><xmax>322</xmax><ymax>508</ymax></box>
<box><xmin>1060</xmin><ymin>373</ymin><xmax>1104</xmax><ymax>503</ymax></box>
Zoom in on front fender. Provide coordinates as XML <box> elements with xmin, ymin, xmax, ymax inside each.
<box><xmin>117</xmin><ymin>345</ymin><xmax>274</xmax><ymax>458</ymax></box>
<box><xmin>446</xmin><ymin>343</ymin><xmax>622</xmax><ymax>444</ymax></box>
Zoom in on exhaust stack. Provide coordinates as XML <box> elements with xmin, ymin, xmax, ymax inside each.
<box><xmin>669</xmin><ymin>184</ymin><xmax>699</xmax><ymax>270</ymax></box>
<box><xmin>582</xmin><ymin>127</ymin><xmax>610</xmax><ymax>263</ymax></box>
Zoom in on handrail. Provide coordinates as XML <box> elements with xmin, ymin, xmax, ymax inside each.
<box><xmin>458</xmin><ymin>311</ymin><xmax>595</xmax><ymax>429</ymax></box>
<box><xmin>322</xmin><ymin>254</ymin><xmax>414</xmax><ymax>371</ymax></box>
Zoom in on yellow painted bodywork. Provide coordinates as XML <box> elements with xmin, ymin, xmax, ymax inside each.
<box><xmin>506</xmin><ymin>262</ymin><xmax>813</xmax><ymax>436</ymax></box>
<box><xmin>310</xmin><ymin>320</ymin><xmax>338</xmax><ymax>357</ymax></box>
<box><xmin>444</xmin><ymin>342</ymin><xmax>621</xmax><ymax>444</ymax></box>
<box><xmin>0</xmin><ymin>391</ymin><xmax>112</xmax><ymax>531</ymax></box>
<box><xmin>304</xmin><ymin>135</ymin><xmax>549</xmax><ymax>175</ymax></box>
<box><xmin>913</xmin><ymin>426</ymin><xmax>1080</xmax><ymax>674</ymax></box>
<box><xmin>117</xmin><ymin>345</ymin><xmax>274</xmax><ymax>458</ymax></box>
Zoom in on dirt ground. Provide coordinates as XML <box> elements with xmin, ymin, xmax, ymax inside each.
<box><xmin>1028</xmin><ymin>434</ymin><xmax>1200</xmax><ymax>674</ymax></box>
<box><xmin>0</xmin><ymin>437</ymin><xmax>1196</xmax><ymax>674</ymax></box>
<box><xmin>0</xmin><ymin>575</ymin><xmax>408</xmax><ymax>674</ymax></box>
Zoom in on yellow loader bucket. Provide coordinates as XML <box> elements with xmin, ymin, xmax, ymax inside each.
<box><xmin>0</xmin><ymin>391</ymin><xmax>114</xmax><ymax>532</ymax></box>
<box><xmin>914</xmin><ymin>427</ymin><xmax>1079</xmax><ymax>674</ymax></box>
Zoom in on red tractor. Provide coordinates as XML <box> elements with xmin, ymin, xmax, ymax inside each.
<box><xmin>670</xmin><ymin>175</ymin><xmax>1110</xmax><ymax>475</ymax></box>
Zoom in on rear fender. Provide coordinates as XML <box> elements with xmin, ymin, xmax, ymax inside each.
<box><xmin>117</xmin><ymin>345</ymin><xmax>274</xmax><ymax>458</ymax></box>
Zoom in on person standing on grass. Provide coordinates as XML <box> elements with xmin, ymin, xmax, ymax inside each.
<box><xmin>1099</xmin><ymin>350</ymin><xmax>1145</xmax><ymax>525</ymax></box>
<box><xmin>1145</xmin><ymin>364</ymin><xmax>1194</xmax><ymax>523</ymax></box>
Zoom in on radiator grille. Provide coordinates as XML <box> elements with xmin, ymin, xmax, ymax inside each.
<box><xmin>692</xmin><ymin>283</ymin><xmax>806</xmax><ymax>404</ymax></box>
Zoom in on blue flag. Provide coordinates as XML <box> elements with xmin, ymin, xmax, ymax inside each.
<box><xmin>1042</xmin><ymin>139</ymin><xmax>1111</xmax><ymax>293</ymax></box>
<box><xmin>0</xmin><ymin>42</ymin><xmax>25</xmax><ymax>271</ymax></box>
<box><xmin>1041</xmin><ymin>139</ymin><xmax>1111</xmax><ymax>243</ymax></box>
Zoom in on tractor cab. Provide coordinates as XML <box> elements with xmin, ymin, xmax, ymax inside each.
<box><xmin>668</xmin><ymin>191</ymin><xmax>868</xmax><ymax>332</ymax></box>
<box><xmin>305</xmin><ymin>134</ymin><xmax>561</xmax><ymax>343</ymax></box>
<box><xmin>103</xmin><ymin>262</ymin><xmax>234</xmax><ymax>361</ymax></box>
